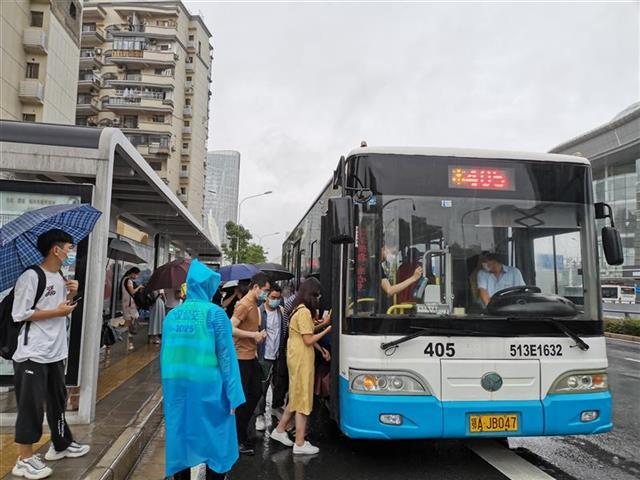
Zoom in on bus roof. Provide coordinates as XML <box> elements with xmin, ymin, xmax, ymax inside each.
<box><xmin>345</xmin><ymin>146</ymin><xmax>591</xmax><ymax>165</ymax></box>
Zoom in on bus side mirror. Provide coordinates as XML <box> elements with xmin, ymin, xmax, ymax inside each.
<box><xmin>602</xmin><ymin>227</ymin><xmax>624</xmax><ymax>266</ymax></box>
<box><xmin>595</xmin><ymin>202</ymin><xmax>624</xmax><ymax>265</ymax></box>
<box><xmin>328</xmin><ymin>197</ymin><xmax>354</xmax><ymax>244</ymax></box>
<box><xmin>332</xmin><ymin>155</ymin><xmax>345</xmax><ymax>189</ymax></box>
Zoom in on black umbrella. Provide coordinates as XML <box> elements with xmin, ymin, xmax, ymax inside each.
<box><xmin>147</xmin><ymin>258</ymin><xmax>191</xmax><ymax>290</ymax></box>
<box><xmin>256</xmin><ymin>262</ymin><xmax>293</xmax><ymax>282</ymax></box>
<box><xmin>107</xmin><ymin>238</ymin><xmax>146</xmax><ymax>264</ymax></box>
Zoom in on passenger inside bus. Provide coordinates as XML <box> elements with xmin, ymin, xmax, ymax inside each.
<box><xmin>477</xmin><ymin>252</ymin><xmax>525</xmax><ymax>306</ymax></box>
<box><xmin>380</xmin><ymin>244</ymin><xmax>423</xmax><ymax>297</ymax></box>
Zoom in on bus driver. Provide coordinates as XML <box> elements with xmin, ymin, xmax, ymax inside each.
<box><xmin>477</xmin><ymin>252</ymin><xmax>525</xmax><ymax>307</ymax></box>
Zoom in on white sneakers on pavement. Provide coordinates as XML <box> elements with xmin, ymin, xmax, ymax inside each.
<box><xmin>269</xmin><ymin>429</ymin><xmax>294</xmax><ymax>447</ymax></box>
<box><xmin>293</xmin><ymin>441</ymin><xmax>320</xmax><ymax>455</ymax></box>
<box><xmin>255</xmin><ymin>415</ymin><xmax>267</xmax><ymax>432</ymax></box>
<box><xmin>44</xmin><ymin>441</ymin><xmax>91</xmax><ymax>461</ymax></box>
<box><xmin>11</xmin><ymin>455</ymin><xmax>52</xmax><ymax>480</ymax></box>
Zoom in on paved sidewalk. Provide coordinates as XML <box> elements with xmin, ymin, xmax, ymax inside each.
<box><xmin>1</xmin><ymin>328</ymin><xmax>161</xmax><ymax>480</ymax></box>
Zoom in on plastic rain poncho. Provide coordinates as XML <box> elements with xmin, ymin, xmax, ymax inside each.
<box><xmin>161</xmin><ymin>259</ymin><xmax>245</xmax><ymax>477</ymax></box>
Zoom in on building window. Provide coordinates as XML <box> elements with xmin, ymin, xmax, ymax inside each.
<box><xmin>69</xmin><ymin>2</ymin><xmax>77</xmax><ymax>19</ymax></box>
<box><xmin>23</xmin><ymin>114</ymin><xmax>36</xmax><ymax>122</ymax></box>
<box><xmin>152</xmin><ymin>114</ymin><xmax>165</xmax><ymax>123</ymax></box>
<box><xmin>189</xmin><ymin>35</ymin><xmax>194</xmax><ymax>41</ymax></box>
<box><xmin>198</xmin><ymin>41</ymin><xmax>201</xmax><ymax>55</ymax></box>
<box><xmin>182</xmin><ymin>143</ymin><xmax>188</xmax><ymax>149</ymax></box>
<box><xmin>185</xmin><ymin>98</ymin><xmax>191</xmax><ymax>106</ymax></box>
<box><xmin>82</xmin><ymin>23</ymin><xmax>97</xmax><ymax>32</ymax></box>
<box><xmin>30</xmin><ymin>11</ymin><xmax>43</xmax><ymax>27</ymax></box>
<box><xmin>123</xmin><ymin>115</ymin><xmax>138</xmax><ymax>128</ymax></box>
<box><xmin>188</xmin><ymin>56</ymin><xmax>193</xmax><ymax>62</ymax></box>
<box><xmin>150</xmin><ymin>162</ymin><xmax>162</xmax><ymax>170</ymax></box>
<box><xmin>25</xmin><ymin>63</ymin><xmax>39</xmax><ymax>79</ymax></box>
<box><xmin>160</xmin><ymin>44</ymin><xmax>169</xmax><ymax>51</ymax></box>
<box><xmin>186</xmin><ymin>76</ymin><xmax>192</xmax><ymax>81</ymax></box>
<box><xmin>184</xmin><ymin>120</ymin><xmax>190</xmax><ymax>126</ymax></box>
<box><xmin>180</xmin><ymin>187</ymin><xmax>186</xmax><ymax>195</ymax></box>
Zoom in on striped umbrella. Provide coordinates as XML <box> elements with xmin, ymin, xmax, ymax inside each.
<box><xmin>0</xmin><ymin>203</ymin><xmax>102</xmax><ymax>292</ymax></box>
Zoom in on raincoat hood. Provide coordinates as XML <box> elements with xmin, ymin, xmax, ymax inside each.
<box><xmin>186</xmin><ymin>259</ymin><xmax>220</xmax><ymax>301</ymax></box>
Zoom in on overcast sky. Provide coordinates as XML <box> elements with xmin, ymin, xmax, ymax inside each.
<box><xmin>185</xmin><ymin>1</ymin><xmax>639</xmax><ymax>261</ymax></box>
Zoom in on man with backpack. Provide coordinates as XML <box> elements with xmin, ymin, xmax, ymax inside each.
<box><xmin>7</xmin><ymin>229</ymin><xmax>90</xmax><ymax>479</ymax></box>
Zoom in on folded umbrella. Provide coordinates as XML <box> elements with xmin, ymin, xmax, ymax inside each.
<box><xmin>218</xmin><ymin>263</ymin><xmax>260</xmax><ymax>283</ymax></box>
<box><xmin>147</xmin><ymin>258</ymin><xmax>191</xmax><ymax>291</ymax></box>
<box><xmin>107</xmin><ymin>238</ymin><xmax>146</xmax><ymax>264</ymax></box>
<box><xmin>256</xmin><ymin>262</ymin><xmax>294</xmax><ymax>282</ymax></box>
<box><xmin>0</xmin><ymin>203</ymin><xmax>102</xmax><ymax>292</ymax></box>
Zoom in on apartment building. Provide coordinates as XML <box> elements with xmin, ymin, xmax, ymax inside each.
<box><xmin>0</xmin><ymin>0</ymin><xmax>82</xmax><ymax>123</ymax></box>
<box><xmin>77</xmin><ymin>1</ymin><xmax>213</xmax><ymax>220</ymax></box>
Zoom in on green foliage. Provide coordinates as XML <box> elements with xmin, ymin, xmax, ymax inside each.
<box><xmin>605</xmin><ymin>318</ymin><xmax>640</xmax><ymax>336</ymax></box>
<box><xmin>221</xmin><ymin>221</ymin><xmax>266</xmax><ymax>264</ymax></box>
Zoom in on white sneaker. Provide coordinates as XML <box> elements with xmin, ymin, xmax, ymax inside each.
<box><xmin>255</xmin><ymin>415</ymin><xmax>266</xmax><ymax>432</ymax></box>
<box><xmin>293</xmin><ymin>441</ymin><xmax>319</xmax><ymax>455</ymax></box>
<box><xmin>11</xmin><ymin>455</ymin><xmax>52</xmax><ymax>480</ymax></box>
<box><xmin>45</xmin><ymin>441</ymin><xmax>90</xmax><ymax>461</ymax></box>
<box><xmin>269</xmin><ymin>429</ymin><xmax>294</xmax><ymax>447</ymax></box>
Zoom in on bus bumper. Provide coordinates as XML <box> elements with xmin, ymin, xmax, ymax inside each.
<box><xmin>339</xmin><ymin>378</ymin><xmax>612</xmax><ymax>439</ymax></box>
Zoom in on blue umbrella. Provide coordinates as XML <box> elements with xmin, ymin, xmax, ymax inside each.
<box><xmin>0</xmin><ymin>203</ymin><xmax>102</xmax><ymax>291</ymax></box>
<box><xmin>218</xmin><ymin>263</ymin><xmax>260</xmax><ymax>283</ymax></box>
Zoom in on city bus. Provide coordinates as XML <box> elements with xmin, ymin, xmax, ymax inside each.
<box><xmin>601</xmin><ymin>285</ymin><xmax>636</xmax><ymax>304</ymax></box>
<box><xmin>282</xmin><ymin>146</ymin><xmax>624</xmax><ymax>439</ymax></box>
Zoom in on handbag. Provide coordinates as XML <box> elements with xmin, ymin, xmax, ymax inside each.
<box><xmin>101</xmin><ymin>321</ymin><xmax>118</xmax><ymax>347</ymax></box>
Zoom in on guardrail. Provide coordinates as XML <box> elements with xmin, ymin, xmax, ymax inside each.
<box><xmin>602</xmin><ymin>303</ymin><xmax>640</xmax><ymax>319</ymax></box>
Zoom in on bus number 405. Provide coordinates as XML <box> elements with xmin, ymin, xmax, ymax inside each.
<box><xmin>424</xmin><ymin>342</ymin><xmax>456</xmax><ymax>357</ymax></box>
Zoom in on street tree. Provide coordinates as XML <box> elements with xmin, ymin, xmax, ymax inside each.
<box><xmin>221</xmin><ymin>221</ymin><xmax>266</xmax><ymax>264</ymax></box>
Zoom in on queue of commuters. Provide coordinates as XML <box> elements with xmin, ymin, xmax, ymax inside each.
<box><xmin>161</xmin><ymin>266</ymin><xmax>333</xmax><ymax>478</ymax></box>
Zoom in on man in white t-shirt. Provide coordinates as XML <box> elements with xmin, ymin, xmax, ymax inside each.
<box><xmin>10</xmin><ymin>229</ymin><xmax>90</xmax><ymax>480</ymax></box>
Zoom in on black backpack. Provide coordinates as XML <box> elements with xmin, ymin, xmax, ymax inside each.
<box><xmin>0</xmin><ymin>266</ymin><xmax>47</xmax><ymax>360</ymax></box>
<box><xmin>122</xmin><ymin>276</ymin><xmax>156</xmax><ymax>310</ymax></box>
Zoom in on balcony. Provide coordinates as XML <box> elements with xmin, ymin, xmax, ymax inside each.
<box><xmin>81</xmin><ymin>26</ymin><xmax>106</xmax><ymax>46</ymax></box>
<box><xmin>181</xmin><ymin>147</ymin><xmax>190</xmax><ymax>157</ymax></box>
<box><xmin>76</xmin><ymin>95</ymin><xmax>101</xmax><ymax>113</ymax></box>
<box><xmin>187</xmin><ymin>40</ymin><xmax>196</xmax><ymax>52</ymax></box>
<box><xmin>23</xmin><ymin>28</ymin><xmax>47</xmax><ymax>54</ymax></box>
<box><xmin>79</xmin><ymin>49</ymin><xmax>103</xmax><ymax>69</ymax></box>
<box><xmin>77</xmin><ymin>73</ymin><xmax>102</xmax><ymax>92</ymax></box>
<box><xmin>149</xmin><ymin>143</ymin><xmax>171</xmax><ymax>155</ymax></box>
<box><xmin>19</xmin><ymin>80</ymin><xmax>44</xmax><ymax>104</ymax></box>
<box><xmin>178</xmin><ymin>193</ymin><xmax>188</xmax><ymax>202</ymax></box>
<box><xmin>180</xmin><ymin>170</ymin><xmax>189</xmax><ymax>178</ymax></box>
<box><xmin>110</xmin><ymin>49</ymin><xmax>176</xmax><ymax>67</ymax></box>
<box><xmin>117</xmin><ymin>22</ymin><xmax>178</xmax><ymax>36</ymax></box>
<box><xmin>122</xmin><ymin>120</ymin><xmax>174</xmax><ymax>134</ymax></box>
<box><xmin>185</xmin><ymin>61</ymin><xmax>195</xmax><ymax>72</ymax></box>
<box><xmin>83</xmin><ymin>5</ymin><xmax>107</xmax><ymax>20</ymax></box>
<box><xmin>106</xmin><ymin>73</ymin><xmax>175</xmax><ymax>88</ymax></box>
<box><xmin>184</xmin><ymin>81</ymin><xmax>193</xmax><ymax>95</ymax></box>
<box><xmin>182</xmin><ymin>126</ymin><xmax>192</xmax><ymax>136</ymax></box>
<box><xmin>104</xmin><ymin>95</ymin><xmax>173</xmax><ymax>113</ymax></box>
<box><xmin>183</xmin><ymin>105</ymin><xmax>192</xmax><ymax>117</ymax></box>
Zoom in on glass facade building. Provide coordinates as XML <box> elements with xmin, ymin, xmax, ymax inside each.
<box><xmin>204</xmin><ymin>150</ymin><xmax>240</xmax><ymax>244</ymax></box>
<box><xmin>551</xmin><ymin>103</ymin><xmax>639</xmax><ymax>295</ymax></box>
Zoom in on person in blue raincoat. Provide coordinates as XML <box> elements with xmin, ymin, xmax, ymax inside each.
<box><xmin>161</xmin><ymin>259</ymin><xmax>245</xmax><ymax>480</ymax></box>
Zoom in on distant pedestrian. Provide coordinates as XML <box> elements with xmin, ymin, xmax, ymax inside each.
<box><xmin>231</xmin><ymin>272</ymin><xmax>270</xmax><ymax>455</ymax></box>
<box><xmin>161</xmin><ymin>259</ymin><xmax>245</xmax><ymax>480</ymax></box>
<box><xmin>147</xmin><ymin>289</ymin><xmax>165</xmax><ymax>345</ymax></box>
<box><xmin>270</xmin><ymin>277</ymin><xmax>332</xmax><ymax>455</ymax></box>
<box><xmin>121</xmin><ymin>267</ymin><xmax>143</xmax><ymax>351</ymax></box>
<box><xmin>223</xmin><ymin>280</ymin><xmax>249</xmax><ymax>318</ymax></box>
<box><xmin>255</xmin><ymin>284</ymin><xmax>285</xmax><ymax>431</ymax></box>
<box><xmin>10</xmin><ymin>229</ymin><xmax>90</xmax><ymax>480</ymax></box>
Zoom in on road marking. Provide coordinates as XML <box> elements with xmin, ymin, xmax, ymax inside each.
<box><xmin>623</xmin><ymin>357</ymin><xmax>640</xmax><ymax>363</ymax></box>
<box><xmin>467</xmin><ymin>440</ymin><xmax>554</xmax><ymax>480</ymax></box>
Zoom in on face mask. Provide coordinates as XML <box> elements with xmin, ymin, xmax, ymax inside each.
<box><xmin>57</xmin><ymin>248</ymin><xmax>75</xmax><ymax>267</ymax></box>
<box><xmin>257</xmin><ymin>290</ymin><xmax>269</xmax><ymax>304</ymax></box>
<box><xmin>268</xmin><ymin>299</ymin><xmax>281</xmax><ymax>309</ymax></box>
<box><xmin>481</xmin><ymin>263</ymin><xmax>490</xmax><ymax>272</ymax></box>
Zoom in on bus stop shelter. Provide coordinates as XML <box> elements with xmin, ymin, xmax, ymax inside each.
<box><xmin>0</xmin><ymin>120</ymin><xmax>220</xmax><ymax>424</ymax></box>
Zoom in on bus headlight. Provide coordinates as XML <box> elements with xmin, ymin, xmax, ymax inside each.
<box><xmin>349</xmin><ymin>369</ymin><xmax>430</xmax><ymax>395</ymax></box>
<box><xmin>549</xmin><ymin>370</ymin><xmax>608</xmax><ymax>394</ymax></box>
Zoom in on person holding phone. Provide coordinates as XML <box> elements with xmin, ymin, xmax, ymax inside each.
<box><xmin>10</xmin><ymin>229</ymin><xmax>90</xmax><ymax>480</ymax></box>
<box><xmin>121</xmin><ymin>267</ymin><xmax>144</xmax><ymax>351</ymax></box>
<box><xmin>230</xmin><ymin>273</ymin><xmax>270</xmax><ymax>456</ymax></box>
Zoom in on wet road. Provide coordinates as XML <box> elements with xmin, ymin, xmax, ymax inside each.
<box><xmin>511</xmin><ymin>338</ymin><xmax>640</xmax><ymax>480</ymax></box>
<box><xmin>132</xmin><ymin>338</ymin><xmax>639</xmax><ymax>479</ymax></box>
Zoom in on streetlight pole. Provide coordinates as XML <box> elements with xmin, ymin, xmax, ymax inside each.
<box><xmin>235</xmin><ymin>190</ymin><xmax>273</xmax><ymax>263</ymax></box>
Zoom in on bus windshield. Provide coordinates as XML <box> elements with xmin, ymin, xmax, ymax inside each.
<box><xmin>347</xmin><ymin>155</ymin><xmax>598</xmax><ymax>322</ymax></box>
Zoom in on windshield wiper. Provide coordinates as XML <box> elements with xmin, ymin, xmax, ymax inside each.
<box><xmin>508</xmin><ymin>317</ymin><xmax>589</xmax><ymax>351</ymax></box>
<box><xmin>379</xmin><ymin>326</ymin><xmax>492</xmax><ymax>351</ymax></box>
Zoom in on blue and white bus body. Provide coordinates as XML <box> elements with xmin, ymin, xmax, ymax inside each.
<box><xmin>283</xmin><ymin>146</ymin><xmax>619</xmax><ymax>440</ymax></box>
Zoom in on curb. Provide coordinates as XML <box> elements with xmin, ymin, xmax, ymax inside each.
<box><xmin>84</xmin><ymin>388</ymin><xmax>163</xmax><ymax>480</ymax></box>
<box><xmin>605</xmin><ymin>332</ymin><xmax>640</xmax><ymax>342</ymax></box>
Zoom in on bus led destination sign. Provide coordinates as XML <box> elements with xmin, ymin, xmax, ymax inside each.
<box><xmin>449</xmin><ymin>166</ymin><xmax>515</xmax><ymax>191</ymax></box>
